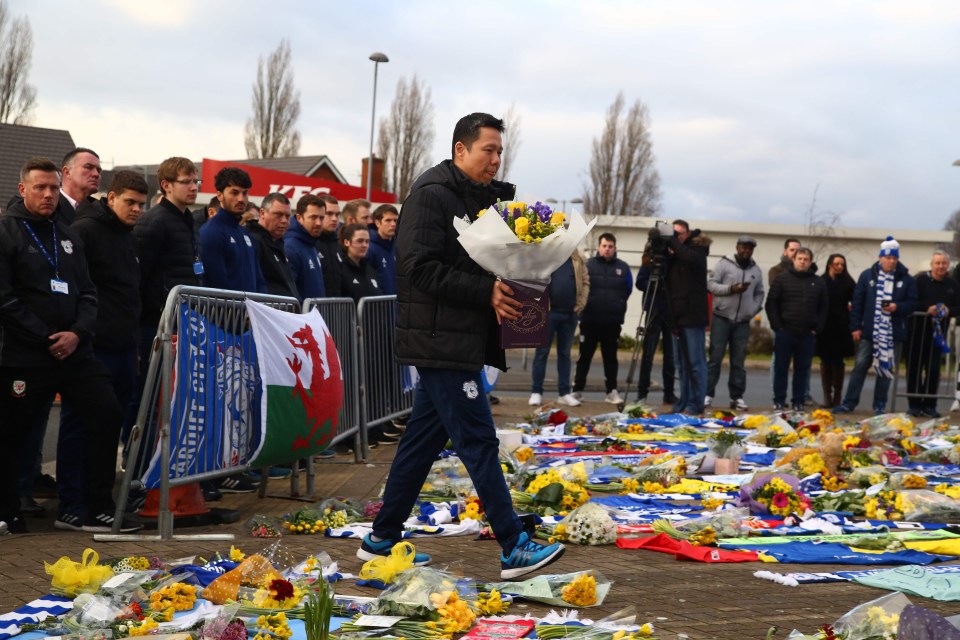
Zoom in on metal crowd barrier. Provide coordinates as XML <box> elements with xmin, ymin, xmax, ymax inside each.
<box><xmin>891</xmin><ymin>311</ymin><xmax>958</xmax><ymax>412</ymax></box>
<box><xmin>108</xmin><ymin>286</ymin><xmax>300</xmax><ymax>540</ymax></box>
<box><xmin>357</xmin><ymin>296</ymin><xmax>416</xmax><ymax>459</ymax></box>
<box><xmin>302</xmin><ymin>297</ymin><xmax>363</xmax><ymax>466</ymax></box>
<box><xmin>104</xmin><ymin>290</ymin><xmax>410</xmax><ymax>540</ymax></box>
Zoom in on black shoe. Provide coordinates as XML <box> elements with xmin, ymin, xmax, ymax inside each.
<box><xmin>392</xmin><ymin>417</ymin><xmax>408</xmax><ymax>429</ymax></box>
<box><xmin>33</xmin><ymin>473</ymin><xmax>57</xmax><ymax>499</ymax></box>
<box><xmin>380</xmin><ymin>424</ymin><xmax>404</xmax><ymax>438</ymax></box>
<box><xmin>19</xmin><ymin>496</ymin><xmax>46</xmax><ymax>517</ymax></box>
<box><xmin>333</xmin><ymin>442</ymin><xmax>353</xmax><ymax>455</ymax></box>
<box><xmin>126</xmin><ymin>487</ymin><xmax>148</xmax><ymax>513</ymax></box>
<box><xmin>792</xmin><ymin>403</ymin><xmax>805</xmax><ymax>412</ymax></box>
<box><xmin>773</xmin><ymin>403</ymin><xmax>785</xmax><ymax>411</ymax></box>
<box><xmin>488</xmin><ymin>394</ymin><xmax>500</xmax><ymax>405</ymax></box>
<box><xmin>219</xmin><ymin>475</ymin><xmax>257</xmax><ymax>493</ymax></box>
<box><xmin>315</xmin><ymin>449</ymin><xmax>336</xmax><ymax>460</ymax></box>
<box><xmin>0</xmin><ymin>516</ymin><xmax>27</xmax><ymax>535</ymax></box>
<box><xmin>663</xmin><ymin>394</ymin><xmax>679</xmax><ymax>405</ymax></box>
<box><xmin>82</xmin><ymin>511</ymin><xmax>144</xmax><ymax>533</ymax></box>
<box><xmin>54</xmin><ymin>512</ymin><xmax>84</xmax><ymax>531</ymax></box>
<box><xmin>202</xmin><ymin>482</ymin><xmax>223</xmax><ymax>502</ymax></box>
<box><xmin>375</xmin><ymin>432</ymin><xmax>401</xmax><ymax>445</ymax></box>
<box><xmin>922</xmin><ymin>407</ymin><xmax>942</xmax><ymax>418</ymax></box>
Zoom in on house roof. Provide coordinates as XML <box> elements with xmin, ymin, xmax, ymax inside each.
<box><xmin>112</xmin><ymin>155</ymin><xmax>348</xmax><ymax>189</ymax></box>
<box><xmin>0</xmin><ymin>123</ymin><xmax>75</xmax><ymax>210</ymax></box>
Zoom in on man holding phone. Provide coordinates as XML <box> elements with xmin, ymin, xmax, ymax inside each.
<box><xmin>835</xmin><ymin>236</ymin><xmax>918</xmax><ymax>414</ymax></box>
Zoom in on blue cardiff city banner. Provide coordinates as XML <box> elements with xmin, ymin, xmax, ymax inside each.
<box><xmin>141</xmin><ymin>304</ymin><xmax>261</xmax><ymax>489</ymax></box>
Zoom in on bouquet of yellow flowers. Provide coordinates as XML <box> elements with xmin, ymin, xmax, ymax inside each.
<box><xmin>740</xmin><ymin>474</ymin><xmax>810</xmax><ymax>517</ymax></box>
<box><xmin>454</xmin><ymin>200</ymin><xmax>595</xmax><ymax>348</ymax></box>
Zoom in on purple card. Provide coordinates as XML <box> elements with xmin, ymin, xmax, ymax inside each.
<box><xmin>500</xmin><ymin>279</ymin><xmax>550</xmax><ymax>348</ymax></box>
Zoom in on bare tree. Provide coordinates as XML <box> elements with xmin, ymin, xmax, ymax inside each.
<box><xmin>583</xmin><ymin>92</ymin><xmax>661</xmax><ymax>217</ymax></box>
<box><xmin>244</xmin><ymin>39</ymin><xmax>301</xmax><ymax>159</ymax></box>
<box><xmin>804</xmin><ymin>183</ymin><xmax>847</xmax><ymax>261</ymax></box>
<box><xmin>497</xmin><ymin>103</ymin><xmax>521</xmax><ymax>182</ymax></box>
<box><xmin>942</xmin><ymin>207</ymin><xmax>960</xmax><ymax>258</ymax></box>
<box><xmin>0</xmin><ymin>0</ymin><xmax>37</xmax><ymax>124</ymax></box>
<box><xmin>377</xmin><ymin>75</ymin><xmax>434</xmax><ymax>201</ymax></box>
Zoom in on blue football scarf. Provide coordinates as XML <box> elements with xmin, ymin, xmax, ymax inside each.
<box><xmin>873</xmin><ymin>269</ymin><xmax>895</xmax><ymax>378</ymax></box>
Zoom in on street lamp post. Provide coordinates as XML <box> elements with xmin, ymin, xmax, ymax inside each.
<box><xmin>546</xmin><ymin>196</ymin><xmax>583</xmax><ymax>212</ymax></box>
<box><xmin>367</xmin><ymin>52</ymin><xmax>389</xmax><ymax>202</ymax></box>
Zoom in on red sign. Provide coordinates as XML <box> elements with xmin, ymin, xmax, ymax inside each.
<box><xmin>201</xmin><ymin>158</ymin><xmax>396</xmax><ymax>203</ymax></box>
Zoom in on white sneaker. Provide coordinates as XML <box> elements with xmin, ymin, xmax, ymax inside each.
<box><xmin>704</xmin><ymin>395</ymin><xmax>713</xmax><ymax>408</ymax></box>
<box><xmin>731</xmin><ymin>398</ymin><xmax>749</xmax><ymax>411</ymax></box>
<box><xmin>528</xmin><ymin>393</ymin><xmax>542</xmax><ymax>406</ymax></box>
<box><xmin>558</xmin><ymin>393</ymin><xmax>581</xmax><ymax>407</ymax></box>
<box><xmin>604</xmin><ymin>389</ymin><xmax>623</xmax><ymax>404</ymax></box>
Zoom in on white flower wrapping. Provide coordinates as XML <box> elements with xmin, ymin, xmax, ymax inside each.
<box><xmin>453</xmin><ymin>206</ymin><xmax>596</xmax><ymax>283</ymax></box>
<box><xmin>560</xmin><ymin>502</ymin><xmax>618</xmax><ymax>545</ymax></box>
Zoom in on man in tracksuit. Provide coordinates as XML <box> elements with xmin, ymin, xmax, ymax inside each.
<box><xmin>706</xmin><ymin>235</ymin><xmax>764</xmax><ymax>411</ymax></box>
<box><xmin>356</xmin><ymin>113</ymin><xmax>564</xmax><ymax>580</ymax></box>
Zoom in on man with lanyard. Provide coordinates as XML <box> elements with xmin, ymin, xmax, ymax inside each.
<box><xmin>17</xmin><ymin>147</ymin><xmax>104</xmax><ymax>517</ymax></box>
<box><xmin>0</xmin><ymin>158</ymin><xmax>138</xmax><ymax>533</ymax></box>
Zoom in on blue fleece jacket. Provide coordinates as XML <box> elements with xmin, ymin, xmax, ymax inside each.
<box><xmin>199</xmin><ymin>209</ymin><xmax>266</xmax><ymax>293</ymax></box>
<box><xmin>283</xmin><ymin>216</ymin><xmax>326</xmax><ymax>301</ymax></box>
<box><xmin>366</xmin><ymin>227</ymin><xmax>397</xmax><ymax>295</ymax></box>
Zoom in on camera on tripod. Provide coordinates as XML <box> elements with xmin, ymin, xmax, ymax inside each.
<box><xmin>644</xmin><ymin>220</ymin><xmax>674</xmax><ymax>267</ymax></box>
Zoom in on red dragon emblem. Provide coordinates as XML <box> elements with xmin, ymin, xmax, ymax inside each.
<box><xmin>285</xmin><ymin>324</ymin><xmax>343</xmax><ymax>450</ymax></box>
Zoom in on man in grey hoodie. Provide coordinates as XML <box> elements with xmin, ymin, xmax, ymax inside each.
<box><xmin>706</xmin><ymin>236</ymin><xmax>764</xmax><ymax>410</ymax></box>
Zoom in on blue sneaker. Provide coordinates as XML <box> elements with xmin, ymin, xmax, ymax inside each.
<box><xmin>356</xmin><ymin>534</ymin><xmax>431</xmax><ymax>566</ymax></box>
<box><xmin>833</xmin><ymin>404</ymin><xmax>853</xmax><ymax>414</ymax></box>
<box><xmin>500</xmin><ymin>531</ymin><xmax>565</xmax><ymax>580</ymax></box>
<box><xmin>246</xmin><ymin>466</ymin><xmax>293</xmax><ymax>481</ymax></box>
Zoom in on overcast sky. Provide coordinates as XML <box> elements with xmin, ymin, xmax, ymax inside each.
<box><xmin>11</xmin><ymin>0</ymin><xmax>960</xmax><ymax>229</ymax></box>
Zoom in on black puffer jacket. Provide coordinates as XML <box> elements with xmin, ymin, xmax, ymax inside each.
<box><xmin>666</xmin><ymin>231</ymin><xmax>712</xmax><ymax>328</ymax></box>
<box><xmin>132</xmin><ymin>198</ymin><xmax>203</xmax><ymax>325</ymax></box>
<box><xmin>71</xmin><ymin>199</ymin><xmax>141</xmax><ymax>349</ymax></box>
<box><xmin>766</xmin><ymin>266</ymin><xmax>829</xmax><ymax>335</ymax></box>
<box><xmin>395</xmin><ymin>160</ymin><xmax>515</xmax><ymax>371</ymax></box>
<box><xmin>0</xmin><ymin>200</ymin><xmax>98</xmax><ymax>366</ymax></box>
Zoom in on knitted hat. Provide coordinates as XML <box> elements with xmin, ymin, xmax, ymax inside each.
<box><xmin>879</xmin><ymin>236</ymin><xmax>899</xmax><ymax>258</ymax></box>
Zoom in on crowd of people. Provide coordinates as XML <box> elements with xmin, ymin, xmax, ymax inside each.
<box><xmin>531</xmin><ymin>228</ymin><xmax>960</xmax><ymax>421</ymax></box>
<box><xmin>0</xmin><ymin>150</ymin><xmax>402</xmax><ymax>535</ymax></box>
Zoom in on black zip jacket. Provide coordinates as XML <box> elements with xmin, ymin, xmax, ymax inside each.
<box><xmin>766</xmin><ymin>266</ymin><xmax>829</xmax><ymax>335</ymax></box>
<box><xmin>316</xmin><ymin>231</ymin><xmax>342</xmax><ymax>297</ymax></box>
<box><xmin>246</xmin><ymin>220</ymin><xmax>299</xmax><ymax>299</ymax></box>
<box><xmin>71</xmin><ymin>199</ymin><xmax>141</xmax><ymax>349</ymax></box>
<box><xmin>132</xmin><ymin>198</ymin><xmax>203</xmax><ymax>325</ymax></box>
<box><xmin>340</xmin><ymin>252</ymin><xmax>383</xmax><ymax>303</ymax></box>
<box><xmin>395</xmin><ymin>160</ymin><xmax>515</xmax><ymax>371</ymax></box>
<box><xmin>0</xmin><ymin>200</ymin><xmax>98</xmax><ymax>366</ymax></box>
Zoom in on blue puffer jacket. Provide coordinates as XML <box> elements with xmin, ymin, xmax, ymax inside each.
<box><xmin>849</xmin><ymin>261</ymin><xmax>918</xmax><ymax>342</ymax></box>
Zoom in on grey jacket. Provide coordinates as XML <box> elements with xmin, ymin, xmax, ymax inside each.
<box><xmin>708</xmin><ymin>254</ymin><xmax>764</xmax><ymax>323</ymax></box>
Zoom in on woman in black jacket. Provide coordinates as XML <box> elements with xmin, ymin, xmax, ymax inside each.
<box><xmin>816</xmin><ymin>254</ymin><xmax>856</xmax><ymax>407</ymax></box>
<box><xmin>339</xmin><ymin>223</ymin><xmax>383</xmax><ymax>303</ymax></box>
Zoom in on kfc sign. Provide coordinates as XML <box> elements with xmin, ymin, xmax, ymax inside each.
<box><xmin>201</xmin><ymin>158</ymin><xmax>395</xmax><ymax>203</ymax></box>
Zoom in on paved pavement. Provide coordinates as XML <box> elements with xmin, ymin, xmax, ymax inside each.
<box><xmin>8</xmin><ymin>357</ymin><xmax>958</xmax><ymax>639</ymax></box>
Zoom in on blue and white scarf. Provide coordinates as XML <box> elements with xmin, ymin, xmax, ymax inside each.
<box><xmin>933</xmin><ymin>303</ymin><xmax>951</xmax><ymax>354</ymax></box>
<box><xmin>872</xmin><ymin>270</ymin><xmax>895</xmax><ymax>378</ymax></box>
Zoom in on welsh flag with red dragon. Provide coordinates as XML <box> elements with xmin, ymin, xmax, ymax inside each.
<box><xmin>245</xmin><ymin>300</ymin><xmax>343</xmax><ymax>467</ymax></box>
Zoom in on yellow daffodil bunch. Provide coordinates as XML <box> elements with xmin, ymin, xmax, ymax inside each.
<box><xmin>229</xmin><ymin>545</ymin><xmax>246</xmax><ymax>562</ymax></box>
<box><xmin>148</xmin><ymin>582</ymin><xmax>197</xmax><ymax>613</ymax></box>
<box><xmin>514</xmin><ymin>446</ymin><xmax>534</xmax><ymax>463</ymax></box>
<box><xmin>742</xmin><ymin>415</ymin><xmax>770</xmax><ymax>430</ymax></box>
<box><xmin>798</xmin><ymin>452</ymin><xmax>826</xmax><ymax>476</ymax></box>
<box><xmin>642</xmin><ymin>481</ymin><xmax>666</xmax><ymax>493</ymax></box>
<box><xmin>474</xmin><ymin>589</ymin><xmax>510</xmax><ymax>615</ymax></box>
<box><xmin>688</xmin><ymin>526</ymin><xmax>717</xmax><ymax>546</ymax></box>
<box><xmin>619</xmin><ymin>478</ymin><xmax>641</xmax><ymax>495</ymax></box>
<box><xmin>548</xmin><ymin>523</ymin><xmax>568</xmax><ymax>544</ymax></box>
<box><xmin>428</xmin><ymin>591</ymin><xmax>476</xmax><ymax>636</ymax></box>
<box><xmin>821</xmin><ymin>474</ymin><xmax>848</xmax><ymax>491</ymax></box>
<box><xmin>935</xmin><ymin>483</ymin><xmax>960</xmax><ymax>499</ymax></box>
<box><xmin>811</xmin><ymin>409</ymin><xmax>834</xmax><ymax>425</ymax></box>
<box><xmin>560</xmin><ymin>572</ymin><xmax>597</xmax><ymax>607</ymax></box>
<box><xmin>127</xmin><ymin>617</ymin><xmax>159</xmax><ymax>637</ymax></box>
<box><xmin>901</xmin><ymin>474</ymin><xmax>927</xmax><ymax>489</ymax></box>
<box><xmin>253</xmin><ymin>612</ymin><xmax>293</xmax><ymax>640</ymax></box>
<box><xmin>700</xmin><ymin>496</ymin><xmax>725</xmax><ymax>510</ymax></box>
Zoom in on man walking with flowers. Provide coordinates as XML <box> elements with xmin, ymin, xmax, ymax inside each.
<box><xmin>357</xmin><ymin>113</ymin><xmax>565</xmax><ymax>579</ymax></box>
